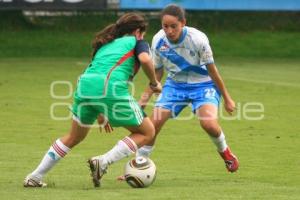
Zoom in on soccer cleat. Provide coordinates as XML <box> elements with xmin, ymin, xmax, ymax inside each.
<box><xmin>23</xmin><ymin>175</ymin><xmax>47</xmax><ymax>188</ymax></box>
<box><xmin>219</xmin><ymin>147</ymin><xmax>239</xmax><ymax>172</ymax></box>
<box><xmin>87</xmin><ymin>156</ymin><xmax>107</xmax><ymax>187</ymax></box>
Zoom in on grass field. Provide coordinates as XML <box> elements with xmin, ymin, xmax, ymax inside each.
<box><xmin>0</xmin><ymin>57</ymin><xmax>300</xmax><ymax>200</ymax></box>
<box><xmin>1</xmin><ymin>31</ymin><xmax>300</xmax><ymax>58</ymax></box>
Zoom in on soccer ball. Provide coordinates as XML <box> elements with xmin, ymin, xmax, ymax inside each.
<box><xmin>124</xmin><ymin>156</ymin><xmax>156</xmax><ymax>188</ymax></box>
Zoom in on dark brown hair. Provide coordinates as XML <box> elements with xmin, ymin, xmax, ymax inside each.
<box><xmin>92</xmin><ymin>12</ymin><xmax>147</xmax><ymax>57</ymax></box>
<box><xmin>160</xmin><ymin>4</ymin><xmax>186</xmax><ymax>22</ymax></box>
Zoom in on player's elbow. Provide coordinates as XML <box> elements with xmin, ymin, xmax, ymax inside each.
<box><xmin>138</xmin><ymin>52</ymin><xmax>152</xmax><ymax>65</ymax></box>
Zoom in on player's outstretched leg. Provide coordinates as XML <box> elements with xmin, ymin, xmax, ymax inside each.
<box><xmin>89</xmin><ymin>117</ymin><xmax>155</xmax><ymax>187</ymax></box>
<box><xmin>88</xmin><ymin>136</ymin><xmax>137</xmax><ymax>187</ymax></box>
<box><xmin>23</xmin><ymin>119</ymin><xmax>89</xmax><ymax>188</ymax></box>
<box><xmin>23</xmin><ymin>138</ymin><xmax>71</xmax><ymax>187</ymax></box>
<box><xmin>197</xmin><ymin>105</ymin><xmax>239</xmax><ymax>172</ymax></box>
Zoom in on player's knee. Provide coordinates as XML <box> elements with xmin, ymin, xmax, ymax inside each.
<box><xmin>200</xmin><ymin>120</ymin><xmax>219</xmax><ymax>134</ymax></box>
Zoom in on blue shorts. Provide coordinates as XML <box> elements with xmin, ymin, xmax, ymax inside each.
<box><xmin>155</xmin><ymin>79</ymin><xmax>221</xmax><ymax>117</ymax></box>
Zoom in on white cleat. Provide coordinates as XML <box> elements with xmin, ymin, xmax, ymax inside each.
<box><xmin>87</xmin><ymin>156</ymin><xmax>107</xmax><ymax>187</ymax></box>
<box><xmin>23</xmin><ymin>175</ymin><xmax>47</xmax><ymax>188</ymax></box>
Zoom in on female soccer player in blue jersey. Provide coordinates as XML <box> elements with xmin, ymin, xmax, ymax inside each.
<box><xmin>136</xmin><ymin>4</ymin><xmax>239</xmax><ymax>173</ymax></box>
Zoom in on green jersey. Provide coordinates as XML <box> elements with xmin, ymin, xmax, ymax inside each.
<box><xmin>77</xmin><ymin>36</ymin><xmax>137</xmax><ymax>99</ymax></box>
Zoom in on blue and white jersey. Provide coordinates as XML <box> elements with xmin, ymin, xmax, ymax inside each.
<box><xmin>152</xmin><ymin>26</ymin><xmax>214</xmax><ymax>84</ymax></box>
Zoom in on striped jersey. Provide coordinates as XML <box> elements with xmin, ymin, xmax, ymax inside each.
<box><xmin>152</xmin><ymin>26</ymin><xmax>214</xmax><ymax>84</ymax></box>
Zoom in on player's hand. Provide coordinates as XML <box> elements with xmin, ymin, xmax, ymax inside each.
<box><xmin>100</xmin><ymin>123</ymin><xmax>113</xmax><ymax>133</ymax></box>
<box><xmin>149</xmin><ymin>81</ymin><xmax>162</xmax><ymax>94</ymax></box>
<box><xmin>138</xmin><ymin>92</ymin><xmax>152</xmax><ymax>109</ymax></box>
<box><xmin>224</xmin><ymin>98</ymin><xmax>236</xmax><ymax>115</ymax></box>
<box><xmin>97</xmin><ymin>114</ymin><xmax>113</xmax><ymax>133</ymax></box>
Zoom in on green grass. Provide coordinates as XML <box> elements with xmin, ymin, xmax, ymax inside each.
<box><xmin>1</xmin><ymin>30</ymin><xmax>300</xmax><ymax>58</ymax></box>
<box><xmin>0</xmin><ymin>57</ymin><xmax>300</xmax><ymax>199</ymax></box>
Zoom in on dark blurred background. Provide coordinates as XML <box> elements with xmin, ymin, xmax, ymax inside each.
<box><xmin>0</xmin><ymin>0</ymin><xmax>299</xmax><ymax>58</ymax></box>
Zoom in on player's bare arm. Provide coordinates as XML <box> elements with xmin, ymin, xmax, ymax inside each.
<box><xmin>206</xmin><ymin>63</ymin><xmax>236</xmax><ymax>114</ymax></box>
<box><xmin>138</xmin><ymin>52</ymin><xmax>162</xmax><ymax>94</ymax></box>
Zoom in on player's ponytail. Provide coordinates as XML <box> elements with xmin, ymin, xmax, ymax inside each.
<box><xmin>92</xmin><ymin>23</ymin><xmax>118</xmax><ymax>58</ymax></box>
<box><xmin>92</xmin><ymin>12</ymin><xmax>147</xmax><ymax>58</ymax></box>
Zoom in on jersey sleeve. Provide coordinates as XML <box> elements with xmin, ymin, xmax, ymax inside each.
<box><xmin>134</xmin><ymin>40</ymin><xmax>150</xmax><ymax>57</ymax></box>
<box><xmin>151</xmin><ymin>33</ymin><xmax>163</xmax><ymax>69</ymax></box>
<box><xmin>198</xmin><ymin>34</ymin><xmax>214</xmax><ymax>65</ymax></box>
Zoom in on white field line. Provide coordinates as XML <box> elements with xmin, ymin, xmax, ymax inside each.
<box><xmin>228</xmin><ymin>77</ymin><xmax>300</xmax><ymax>88</ymax></box>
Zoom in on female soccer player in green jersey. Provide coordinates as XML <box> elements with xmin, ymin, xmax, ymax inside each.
<box><xmin>24</xmin><ymin>12</ymin><xmax>161</xmax><ymax>188</ymax></box>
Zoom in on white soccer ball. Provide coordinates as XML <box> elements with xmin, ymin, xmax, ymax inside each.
<box><xmin>124</xmin><ymin>156</ymin><xmax>156</xmax><ymax>188</ymax></box>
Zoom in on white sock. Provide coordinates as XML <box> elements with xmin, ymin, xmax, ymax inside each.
<box><xmin>210</xmin><ymin>131</ymin><xmax>228</xmax><ymax>152</ymax></box>
<box><xmin>30</xmin><ymin>139</ymin><xmax>70</xmax><ymax>180</ymax></box>
<box><xmin>136</xmin><ymin>145</ymin><xmax>154</xmax><ymax>158</ymax></box>
<box><xmin>101</xmin><ymin>136</ymin><xmax>137</xmax><ymax>169</ymax></box>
